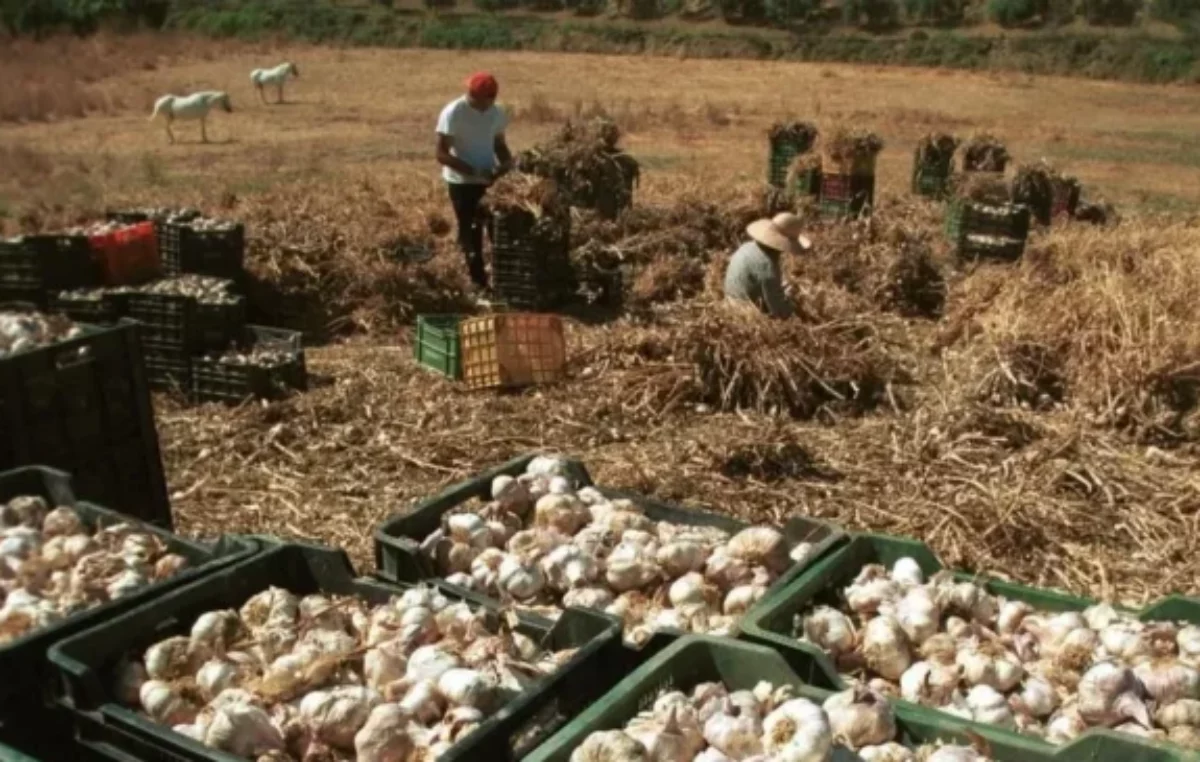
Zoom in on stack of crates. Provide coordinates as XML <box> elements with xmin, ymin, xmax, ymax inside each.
<box><xmin>158</xmin><ymin>219</ymin><xmax>245</xmax><ymax>281</ymax></box>
<box><xmin>767</xmin><ymin>130</ymin><xmax>817</xmax><ymax>190</ymax></box>
<box><xmin>819</xmin><ymin>172</ymin><xmax>876</xmax><ymax>218</ymax></box>
<box><xmin>911</xmin><ymin>145</ymin><xmax>955</xmax><ymax>200</ymax></box>
<box><xmin>491</xmin><ymin>209</ymin><xmax>575</xmax><ymax>310</ymax></box>
<box><xmin>945</xmin><ymin>200</ymin><xmax>1032</xmax><ymax>262</ymax></box>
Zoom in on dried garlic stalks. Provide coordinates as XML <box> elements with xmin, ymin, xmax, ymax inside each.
<box><xmin>423</xmin><ymin>455</ymin><xmax>815</xmax><ymax>644</ymax></box>
<box><xmin>0</xmin><ymin>496</ymin><xmax>187</xmax><ymax>644</ymax></box>
<box><xmin>124</xmin><ymin>585</ymin><xmax>573</xmax><ymax>761</ymax></box>
<box><xmin>795</xmin><ymin>558</ymin><xmax>1200</xmax><ymax>748</ymax></box>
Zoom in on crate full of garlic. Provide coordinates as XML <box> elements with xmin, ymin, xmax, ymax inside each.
<box><xmin>373</xmin><ymin>453</ymin><xmax>845</xmax><ymax>646</ymax></box>
<box><xmin>48</xmin><ymin>541</ymin><xmax>623</xmax><ymax>762</ymax></box>
<box><xmin>525</xmin><ymin>634</ymin><xmax>1191</xmax><ymax>762</ymax></box>
<box><xmin>741</xmin><ymin>532</ymin><xmax>1200</xmax><ymax>757</ymax></box>
<box><xmin>0</xmin><ymin>465</ymin><xmax>257</xmax><ymax>719</ymax></box>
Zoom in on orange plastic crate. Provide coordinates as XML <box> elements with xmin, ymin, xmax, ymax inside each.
<box><xmin>460</xmin><ymin>313</ymin><xmax>566</xmax><ymax>391</ymax></box>
<box><xmin>89</xmin><ymin>222</ymin><xmax>161</xmax><ymax>286</ymax></box>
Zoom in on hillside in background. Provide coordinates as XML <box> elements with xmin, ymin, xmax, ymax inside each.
<box><xmin>2</xmin><ymin>0</ymin><xmax>1199</xmax><ymax>82</ymax></box>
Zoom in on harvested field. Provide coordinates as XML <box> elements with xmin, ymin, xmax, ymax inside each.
<box><xmin>4</xmin><ymin>39</ymin><xmax>1200</xmax><ymax>608</ymax></box>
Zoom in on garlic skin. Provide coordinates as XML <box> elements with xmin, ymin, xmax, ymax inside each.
<box><xmin>924</xmin><ymin>746</ymin><xmax>989</xmax><ymax>762</ymax></box>
<box><xmin>299</xmin><ymin>686</ymin><xmax>382</xmax><ymax>750</ymax></box>
<box><xmin>1046</xmin><ymin>706</ymin><xmax>1088</xmax><ymax>745</ymax></box>
<box><xmin>657</xmin><ymin>542</ymin><xmax>708</xmax><ymax>579</ymax></box>
<box><xmin>139</xmin><ymin>680</ymin><xmax>198</xmax><ymax>726</ymax></box>
<box><xmin>1083</xmin><ymin>603</ymin><xmax>1122</xmax><ymax>631</ymax></box>
<box><xmin>1155</xmin><ymin>698</ymin><xmax>1200</xmax><ymax>729</ymax></box>
<box><xmin>890</xmin><ymin>558</ymin><xmax>924</xmax><ymax>588</ymax></box>
<box><xmin>996</xmin><ymin>600</ymin><xmax>1033</xmax><ymax>635</ymax></box>
<box><xmin>1133</xmin><ymin>659</ymin><xmax>1200</xmax><ymax>705</ymax></box>
<box><xmin>563</xmin><ymin>586</ymin><xmax>615</xmax><ymax>610</ymax></box>
<box><xmin>436</xmin><ymin>668</ymin><xmax>495</xmax><ymax>710</ymax></box>
<box><xmin>894</xmin><ymin>587</ymin><xmax>939</xmax><ymax>646</ymax></box>
<box><xmin>570</xmin><ymin>730</ymin><xmax>650</xmax><ymax>762</ymax></box>
<box><xmin>822</xmin><ymin>687</ymin><xmax>895</xmax><ymax>749</ymax></box>
<box><xmin>1010</xmin><ymin>675</ymin><xmax>1059</xmax><ymax>719</ymax></box>
<box><xmin>1178</xmin><ymin>626</ymin><xmax>1200</xmax><ymax>666</ymax></box>
<box><xmin>498</xmin><ymin>554</ymin><xmax>546</xmax><ymax>601</ymax></box>
<box><xmin>145</xmin><ymin>636</ymin><xmax>201</xmax><ymax>681</ymax></box>
<box><xmin>397</xmin><ymin>679</ymin><xmax>446</xmax><ymax>725</ymax></box>
<box><xmin>723</xmin><ymin>585</ymin><xmax>767</xmax><ymax>617</ymax></box>
<box><xmin>406</xmin><ymin>645</ymin><xmax>462</xmax><ymax>683</ymax></box>
<box><xmin>899</xmin><ymin>661</ymin><xmax>958</xmax><ymax>707</ymax></box>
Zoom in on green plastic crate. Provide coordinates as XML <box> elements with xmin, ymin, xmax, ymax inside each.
<box><xmin>912</xmin><ymin>166</ymin><xmax>951</xmax><ymax>199</ymax></box>
<box><xmin>372</xmin><ymin>453</ymin><xmax>847</xmax><ymax>639</ymax></box>
<box><xmin>790</xmin><ymin>167</ymin><xmax>821</xmax><ymax>198</ymax></box>
<box><xmin>415</xmin><ymin>314</ymin><xmax>462</xmax><ymax>379</ymax></box>
<box><xmin>768</xmin><ymin>138</ymin><xmax>814</xmax><ymax>189</ymax></box>
<box><xmin>945</xmin><ymin>201</ymin><xmax>1031</xmax><ymax>243</ymax></box>
<box><xmin>743</xmin><ymin>532</ymin><xmax>1200</xmax><ymax>758</ymax></box>
<box><xmin>526</xmin><ymin>636</ymin><xmax>1191</xmax><ymax>762</ymax></box>
<box><xmin>50</xmin><ymin>541</ymin><xmax>623</xmax><ymax>762</ymax></box>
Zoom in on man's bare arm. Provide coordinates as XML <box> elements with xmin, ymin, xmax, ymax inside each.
<box><xmin>436</xmin><ymin>133</ymin><xmax>478</xmax><ymax>178</ymax></box>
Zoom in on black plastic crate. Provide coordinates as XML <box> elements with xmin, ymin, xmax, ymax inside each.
<box><xmin>50</xmin><ymin>541</ymin><xmax>623</xmax><ymax>762</ymax></box>
<box><xmin>126</xmin><ymin>292</ymin><xmax>193</xmax><ymax>352</ymax></box>
<box><xmin>26</xmin><ymin>234</ymin><xmax>101</xmax><ymax>292</ymax></box>
<box><xmin>0</xmin><ymin>320</ymin><xmax>171</xmax><ymax>526</ymax></box>
<box><xmin>192</xmin><ymin>297</ymin><xmax>245</xmax><ymax>351</ymax></box>
<box><xmin>945</xmin><ymin>200</ymin><xmax>1032</xmax><ymax>243</ymax></box>
<box><xmin>958</xmin><ymin>234</ymin><xmax>1028</xmax><ymax>263</ymax></box>
<box><xmin>192</xmin><ymin>325</ymin><xmax>306</xmax><ymax>404</ymax></box>
<box><xmin>0</xmin><ymin>466</ymin><xmax>258</xmax><ymax>720</ymax></box>
<box><xmin>51</xmin><ymin>290</ymin><xmax>121</xmax><ymax>324</ymax></box>
<box><xmin>142</xmin><ymin>346</ymin><xmax>193</xmax><ymax>397</ymax></box>
<box><xmin>491</xmin><ymin>214</ymin><xmax>574</xmax><ymax>309</ymax></box>
<box><xmin>373</xmin><ymin>453</ymin><xmax>846</xmax><ymax>642</ymax></box>
<box><xmin>159</xmin><ymin>221</ymin><xmax>244</xmax><ymax>279</ymax></box>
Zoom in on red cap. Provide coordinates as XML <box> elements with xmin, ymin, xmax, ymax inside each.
<box><xmin>466</xmin><ymin>72</ymin><xmax>498</xmax><ymax>100</ymax></box>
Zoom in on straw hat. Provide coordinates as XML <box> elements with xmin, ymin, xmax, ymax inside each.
<box><xmin>746</xmin><ymin>212</ymin><xmax>812</xmax><ymax>256</ymax></box>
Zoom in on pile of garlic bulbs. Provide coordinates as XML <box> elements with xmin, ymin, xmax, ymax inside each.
<box><xmin>796</xmin><ymin>558</ymin><xmax>1200</xmax><ymax>749</ymax></box>
<box><xmin>0</xmin><ymin>311</ymin><xmax>84</xmax><ymax>358</ymax></box>
<box><xmin>122</xmin><ymin>584</ymin><xmax>575</xmax><ymax>761</ymax></box>
<box><xmin>570</xmin><ymin>682</ymin><xmax>993</xmax><ymax>762</ymax></box>
<box><xmin>421</xmin><ymin>456</ymin><xmax>814</xmax><ymax>644</ymax></box>
<box><xmin>0</xmin><ymin>497</ymin><xmax>188</xmax><ymax>644</ymax></box>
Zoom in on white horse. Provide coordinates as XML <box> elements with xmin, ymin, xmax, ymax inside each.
<box><xmin>250</xmin><ymin>62</ymin><xmax>300</xmax><ymax>104</ymax></box>
<box><xmin>148</xmin><ymin>91</ymin><xmax>233</xmax><ymax>144</ymax></box>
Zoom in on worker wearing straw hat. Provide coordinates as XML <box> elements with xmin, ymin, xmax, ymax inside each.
<box><xmin>724</xmin><ymin>212</ymin><xmax>812</xmax><ymax>318</ymax></box>
<box><xmin>435</xmin><ymin>71</ymin><xmax>513</xmax><ymax>292</ymax></box>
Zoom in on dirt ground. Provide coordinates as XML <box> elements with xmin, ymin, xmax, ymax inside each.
<box><xmin>3</xmin><ymin>38</ymin><xmax>1199</xmax><ymax>607</ymax></box>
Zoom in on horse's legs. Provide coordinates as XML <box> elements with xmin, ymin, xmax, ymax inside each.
<box><xmin>165</xmin><ymin>118</ymin><xmax>175</xmax><ymax>144</ymax></box>
<box><xmin>277</xmin><ymin>83</ymin><xmax>284</xmax><ymax>104</ymax></box>
<box><xmin>201</xmin><ymin>116</ymin><xmax>209</xmax><ymax>143</ymax></box>
<box><xmin>258</xmin><ymin>86</ymin><xmax>267</xmax><ymax>105</ymax></box>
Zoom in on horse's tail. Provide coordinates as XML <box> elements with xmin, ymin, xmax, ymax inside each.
<box><xmin>149</xmin><ymin>95</ymin><xmax>172</xmax><ymax>121</ymax></box>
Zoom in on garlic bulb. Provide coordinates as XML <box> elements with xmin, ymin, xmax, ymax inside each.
<box><xmin>354</xmin><ymin>704</ymin><xmax>414</xmax><ymax>762</ymax></box>
<box><xmin>996</xmin><ymin>600</ymin><xmax>1033</xmax><ymax>635</ymax></box>
<box><xmin>694</xmin><ymin>750</ymin><xmax>734</xmax><ymax>762</ymax></box>
<box><xmin>894</xmin><ymin>587</ymin><xmax>939</xmax><ymax>646</ymax></box>
<box><xmin>407</xmin><ymin>645</ymin><xmax>461</xmax><ymax>683</ymax></box>
<box><xmin>498</xmin><ymin>554</ymin><xmax>546</xmax><ymax>600</ymax></box>
<box><xmin>1168</xmin><ymin>724</ymin><xmax>1200</xmax><ymax>749</ymax></box>
<box><xmin>762</xmin><ymin>698</ymin><xmax>831</xmax><ymax>758</ymax></box>
<box><xmin>845</xmin><ymin>576</ymin><xmax>900</xmax><ymax>616</ymax></box>
<box><xmin>626</xmin><ymin>705</ymin><xmax>705</xmax><ymax>761</ymax></box>
<box><xmin>956</xmin><ymin>642</ymin><xmax>1023</xmax><ymax>691</ymax></box>
<box><xmin>1076</xmin><ymin>662</ymin><xmax>1150</xmax><ymax>728</ymax></box>
<box><xmin>204</xmin><ymin>703</ymin><xmax>284</xmax><ymax>757</ymax></box>
<box><xmin>1083</xmin><ymin>603</ymin><xmax>1122</xmax><ymax>631</ymax></box>
<box><xmin>299</xmin><ymin>686</ymin><xmax>382</xmax><ymax>749</ymax></box>
<box><xmin>725</xmin><ymin>527</ymin><xmax>790</xmax><ymax>575</ymax></box>
<box><xmin>447</xmin><ymin>513</ymin><xmax>493</xmax><ymax>548</ymax></box>
<box><xmin>534</xmin><ymin>494</ymin><xmax>589</xmax><ymax>536</ymax></box>
<box><xmin>542</xmin><ymin>545</ymin><xmax>599</xmax><ymax>592</ymax></box>
<box><xmin>1154</xmin><ymin>698</ymin><xmax>1200</xmax><ymax>729</ymax></box>
<box><xmin>924</xmin><ymin>746</ymin><xmax>989</xmax><ymax>762</ymax></box>
<box><xmin>1046</xmin><ymin>706</ymin><xmax>1087</xmax><ymax>744</ymax></box>
<box><xmin>240</xmin><ymin>587</ymin><xmax>298</xmax><ymax>630</ymax></box>
<box><xmin>890</xmin><ymin>558</ymin><xmax>923</xmax><ymax>588</ymax></box>
<box><xmin>899</xmin><ymin>661</ymin><xmax>957</xmax><ymax>707</ymax></box>
<box><xmin>703</xmin><ymin>699</ymin><xmax>764</xmax><ymax>758</ymax></box>
<box><xmin>1011</xmin><ymin>675</ymin><xmax>1058</xmax><ymax>719</ymax></box>
<box><xmin>42</xmin><ymin>507</ymin><xmax>84</xmax><ymax>537</ymax></box>
<box><xmin>1133</xmin><ymin>658</ymin><xmax>1200</xmax><ymax>705</ymax></box>
<box><xmin>140</xmin><ymin>680</ymin><xmax>199</xmax><ymax>726</ymax></box>
<box><xmin>563</xmin><ymin>586</ymin><xmax>615</xmax><ymax>610</ymax></box>
<box><xmin>966</xmin><ymin>685</ymin><xmax>1015</xmax><ymax>729</ymax></box>
<box><xmin>657</xmin><ymin>542</ymin><xmax>708</xmax><ymax>578</ymax></box>
<box><xmin>570</xmin><ymin>730</ymin><xmax>650</xmax><ymax>762</ymax></box>
<box><xmin>145</xmin><ymin>636</ymin><xmax>201</xmax><ymax>681</ymax></box>
<box><xmin>823</xmin><ymin>687</ymin><xmax>895</xmax><ymax>749</ymax></box>
<box><xmin>859</xmin><ymin>743</ymin><xmax>915</xmax><ymax>762</ymax></box>
<box><xmin>436</xmin><ymin>668</ymin><xmax>495</xmax><ymax>710</ymax></box>
<box><xmin>862</xmin><ymin>616</ymin><xmax>912</xmax><ymax>681</ymax></box>
<box><xmin>801</xmin><ymin>606</ymin><xmax>855</xmax><ymax>657</ymax></box>
<box><xmin>364</xmin><ymin>640</ymin><xmax>407</xmax><ymax>692</ymax></box>
<box><xmin>723</xmin><ymin>585</ymin><xmax>767</xmax><ymax>616</ymax></box>
<box><xmin>1178</xmin><ymin>626</ymin><xmax>1200</xmax><ymax>666</ymax></box>
<box><xmin>397</xmin><ymin>679</ymin><xmax>446</xmax><ymax>724</ymax></box>
<box><xmin>705</xmin><ymin>551</ymin><xmax>755</xmax><ymax>590</ymax></box>
<box><xmin>191</xmin><ymin>609</ymin><xmax>242</xmax><ymax>653</ymax></box>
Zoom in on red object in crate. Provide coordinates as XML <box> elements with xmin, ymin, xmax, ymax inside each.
<box><xmin>89</xmin><ymin>222</ymin><xmax>162</xmax><ymax>286</ymax></box>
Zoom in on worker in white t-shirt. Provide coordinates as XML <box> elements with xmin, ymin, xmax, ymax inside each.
<box><xmin>435</xmin><ymin>72</ymin><xmax>513</xmax><ymax>292</ymax></box>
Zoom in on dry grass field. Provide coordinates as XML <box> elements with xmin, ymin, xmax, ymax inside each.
<box><xmin>3</xmin><ymin>35</ymin><xmax>1200</xmax><ymax>607</ymax></box>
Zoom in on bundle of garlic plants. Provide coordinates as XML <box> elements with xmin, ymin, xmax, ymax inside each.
<box><xmin>421</xmin><ymin>456</ymin><xmax>814</xmax><ymax>644</ymax></box>
<box><xmin>570</xmin><ymin>681</ymin><xmax>993</xmax><ymax>762</ymax></box>
<box><xmin>797</xmin><ymin>558</ymin><xmax>1200</xmax><ymax>749</ymax></box>
<box><xmin>121</xmin><ymin>584</ymin><xmax>576</xmax><ymax>761</ymax></box>
<box><xmin>0</xmin><ymin>495</ymin><xmax>189</xmax><ymax>643</ymax></box>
